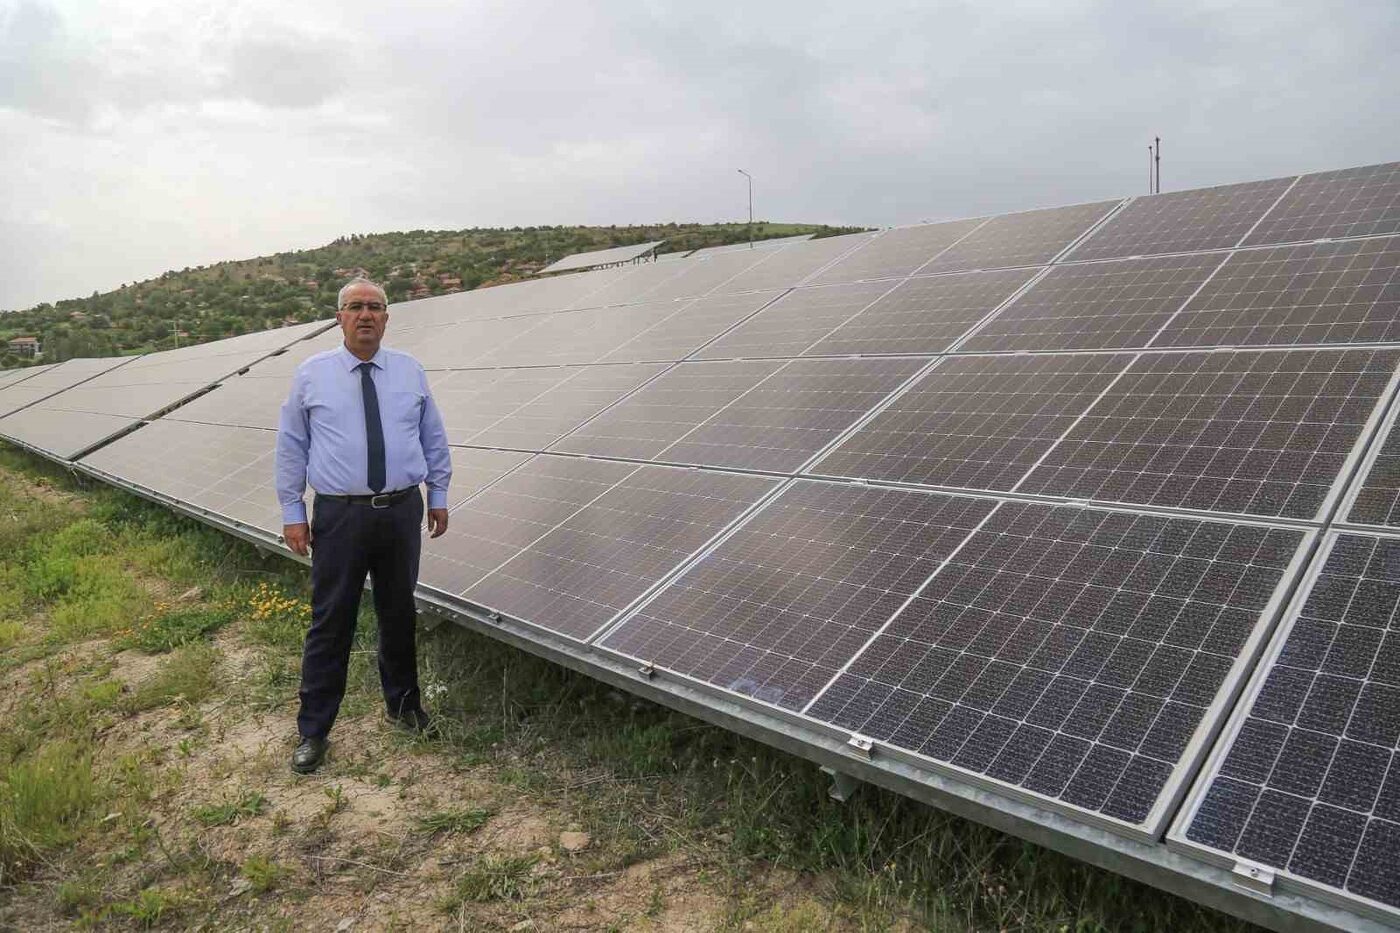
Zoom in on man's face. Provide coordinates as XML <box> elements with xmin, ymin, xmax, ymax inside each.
<box><xmin>337</xmin><ymin>284</ymin><xmax>389</xmax><ymax>356</ymax></box>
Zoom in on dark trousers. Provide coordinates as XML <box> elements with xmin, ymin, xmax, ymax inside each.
<box><xmin>297</xmin><ymin>489</ymin><xmax>424</xmax><ymax>739</ymax></box>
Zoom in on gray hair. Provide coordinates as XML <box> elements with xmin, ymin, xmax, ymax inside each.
<box><xmin>337</xmin><ymin>277</ymin><xmax>387</xmax><ymax>309</ymax></box>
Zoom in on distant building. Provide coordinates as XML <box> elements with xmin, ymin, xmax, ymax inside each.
<box><xmin>68</xmin><ymin>311</ymin><xmax>88</xmax><ymax>322</ymax></box>
<box><xmin>8</xmin><ymin>336</ymin><xmax>40</xmax><ymax>357</ymax></box>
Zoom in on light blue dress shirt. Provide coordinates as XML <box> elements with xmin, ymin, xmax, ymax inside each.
<box><xmin>275</xmin><ymin>344</ymin><xmax>452</xmax><ymax>525</ymax></box>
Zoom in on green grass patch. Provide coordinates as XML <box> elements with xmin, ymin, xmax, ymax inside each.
<box><xmin>191</xmin><ymin>790</ymin><xmax>268</xmax><ymax>827</ymax></box>
<box><xmin>0</xmin><ymin>618</ymin><xmax>24</xmax><ymax>649</ymax></box>
<box><xmin>442</xmin><ymin>853</ymin><xmax>538</xmax><ymax>907</ymax></box>
<box><xmin>122</xmin><ymin>642</ymin><xmax>219</xmax><ymax>713</ymax></box>
<box><xmin>240</xmin><ymin>854</ymin><xmax>286</xmax><ymax>894</ymax></box>
<box><xmin>0</xmin><ymin>740</ymin><xmax>100</xmax><ymax>885</ymax></box>
<box><xmin>116</xmin><ymin>602</ymin><xmax>238</xmax><ymax>654</ymax></box>
<box><xmin>416</xmin><ymin>806</ymin><xmax>494</xmax><ymax>835</ymax></box>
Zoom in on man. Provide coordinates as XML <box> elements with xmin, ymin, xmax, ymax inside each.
<box><xmin>275</xmin><ymin>277</ymin><xmax>453</xmax><ymax>774</ymax></box>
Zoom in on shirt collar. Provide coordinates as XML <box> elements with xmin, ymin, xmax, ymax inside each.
<box><xmin>338</xmin><ymin>344</ymin><xmax>385</xmax><ymax>371</ymax></box>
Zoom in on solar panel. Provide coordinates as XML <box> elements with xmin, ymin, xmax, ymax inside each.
<box><xmin>161</xmin><ymin>376</ymin><xmax>287</xmax><ymax>430</ymax></box>
<box><xmin>920</xmin><ymin>200</ymin><xmax>1123</xmax><ymax>274</ymax></box>
<box><xmin>419</xmin><ymin>455</ymin><xmax>640</xmax><ymax>598</ymax></box>
<box><xmin>553</xmin><ymin>358</ymin><xmax>922</xmax><ymax>472</ymax></box>
<box><xmin>393</xmin><ymin>315</ymin><xmax>558</xmax><ymax>370</ymax></box>
<box><xmin>685</xmin><ymin>234</ymin><xmax>814</xmax><ymax>258</ymax></box>
<box><xmin>570</xmin><ymin>259</ymin><xmax>698</xmax><ymax>308</ymax></box>
<box><xmin>461</xmin><ymin>465</ymin><xmax>779</xmax><ymax>641</ymax></box>
<box><xmin>475</xmin><ymin>302</ymin><xmax>684</xmax><ymax>368</ymax></box>
<box><xmin>597</xmin><ymin>291</ymin><xmax>784</xmax><ymax>364</ymax></box>
<box><xmin>538</xmin><ymin>241</ymin><xmax>664</xmax><ymax>274</ymax></box>
<box><xmin>1346</xmin><ymin>405</ymin><xmax>1400</xmax><ymax>528</ymax></box>
<box><xmin>1068</xmin><ymin>177</ymin><xmax>1296</xmax><ymax>262</ymax></box>
<box><xmin>805</xmin><ymin>267</ymin><xmax>1040</xmax><ymax>356</ymax></box>
<box><xmin>808</xmin><ymin>500</ymin><xmax>1308</xmax><ymax>837</ymax></box>
<box><xmin>1173</xmin><ymin>532</ymin><xmax>1400</xmax><ymax>920</ymax></box>
<box><xmin>695</xmin><ymin>282</ymin><xmax>898</xmax><ymax>360</ymax></box>
<box><xmin>430</xmin><ymin>363</ymin><xmax>666</xmax><ymax>450</ymax></box>
<box><xmin>812</xmin><ymin>353</ymin><xmax>1132</xmax><ymax>490</ymax></box>
<box><xmin>638</xmin><ymin>249</ymin><xmax>774</xmax><ymax>302</ymax></box>
<box><xmin>0</xmin><ymin>366</ymin><xmax>43</xmax><ymax>391</ymax></box>
<box><xmin>1244</xmin><ymin>162</ymin><xmax>1400</xmax><ymax>247</ymax></box>
<box><xmin>0</xmin><ymin>406</ymin><xmax>138</xmax><ymax>460</ymax></box>
<box><xmin>715</xmin><ymin>232</ymin><xmax>879</xmax><ymax>294</ymax></box>
<box><xmin>961</xmin><ymin>254</ymin><xmax>1228</xmax><ymax>353</ymax></box>
<box><xmin>1151</xmin><ymin>237</ymin><xmax>1400</xmax><ymax>349</ymax></box>
<box><xmin>601</xmin><ymin>481</ymin><xmax>997</xmax><ymax>710</ymax></box>
<box><xmin>809</xmin><ymin>219</ymin><xmax>987</xmax><ymax>286</ymax></box>
<box><xmin>1019</xmin><ymin>348</ymin><xmax>1400</xmax><ymax>519</ymax></box>
<box><xmin>0</xmin><ymin>358</ymin><xmax>128</xmax><ymax>418</ymax></box>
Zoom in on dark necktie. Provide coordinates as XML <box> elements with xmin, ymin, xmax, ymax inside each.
<box><xmin>358</xmin><ymin>363</ymin><xmax>387</xmax><ymax>493</ymax></box>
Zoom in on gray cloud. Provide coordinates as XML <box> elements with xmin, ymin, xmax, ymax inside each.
<box><xmin>2</xmin><ymin>0</ymin><xmax>1397</xmax><ymax>310</ymax></box>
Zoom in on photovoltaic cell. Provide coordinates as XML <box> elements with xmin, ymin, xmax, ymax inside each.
<box><xmin>809</xmin><ymin>501</ymin><xmax>1306</xmax><ymax>835</ymax></box>
<box><xmin>538</xmin><ymin>240</ymin><xmax>664</xmax><ymax>274</ymax></box>
<box><xmin>805</xmin><ymin>267</ymin><xmax>1039</xmax><ymax>356</ymax></box>
<box><xmin>714</xmin><ymin>232</ymin><xmax>878</xmax><ymax>294</ymax></box>
<box><xmin>430</xmin><ymin>363</ymin><xmax>665</xmax><ymax>451</ymax></box>
<box><xmin>0</xmin><ymin>407</ymin><xmax>139</xmax><ymax>460</ymax></box>
<box><xmin>164</xmin><ymin>376</ymin><xmax>288</xmax><ymax>430</ymax></box>
<box><xmin>1348</xmin><ymin>412</ymin><xmax>1400</xmax><ymax>527</ymax></box>
<box><xmin>1019</xmin><ymin>348</ymin><xmax>1399</xmax><ymax>519</ymax></box>
<box><xmin>695</xmin><ymin>282</ymin><xmax>898</xmax><ymax>360</ymax></box>
<box><xmin>1244</xmin><ymin>162</ymin><xmax>1400</xmax><ymax>247</ymax></box>
<box><xmin>476</xmin><ymin>303</ymin><xmax>684</xmax><ymax>368</ymax></box>
<box><xmin>640</xmin><ymin>249</ymin><xmax>772</xmax><ymax>301</ymax></box>
<box><xmin>602</xmin><ymin>481</ymin><xmax>997</xmax><ymax>710</ymax></box>
<box><xmin>920</xmin><ymin>199</ymin><xmax>1123</xmax><ymax>274</ymax></box>
<box><xmin>1151</xmin><ymin>237</ymin><xmax>1400</xmax><ymax>348</ymax></box>
<box><xmin>1068</xmin><ymin>177</ymin><xmax>1295</xmax><ymax>262</ymax></box>
<box><xmin>810</xmin><ymin>218</ymin><xmax>986</xmax><ymax>286</ymax></box>
<box><xmin>463</xmin><ymin>466</ymin><xmax>779</xmax><ymax>641</ymax></box>
<box><xmin>812</xmin><ymin>353</ymin><xmax>1131</xmax><ymax>491</ymax></box>
<box><xmin>1177</xmin><ymin>533</ymin><xmax>1400</xmax><ymax>915</ymax></box>
<box><xmin>962</xmin><ymin>254</ymin><xmax>1228</xmax><ymax>353</ymax></box>
<box><xmin>597</xmin><ymin>291</ymin><xmax>784</xmax><ymax>364</ymax></box>
<box><xmin>0</xmin><ymin>358</ymin><xmax>128</xmax><ymax>418</ymax></box>
<box><xmin>419</xmin><ymin>455</ymin><xmax>639</xmax><ymax>597</ymax></box>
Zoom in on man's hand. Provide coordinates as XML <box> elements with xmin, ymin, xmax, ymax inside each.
<box><xmin>283</xmin><ymin>522</ymin><xmax>312</xmax><ymax>557</ymax></box>
<box><xmin>427</xmin><ymin>508</ymin><xmax>449</xmax><ymax>538</ymax></box>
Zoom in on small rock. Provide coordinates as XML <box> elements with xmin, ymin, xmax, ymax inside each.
<box><xmin>510</xmin><ymin>921</ymin><xmax>536</xmax><ymax>931</ymax></box>
<box><xmin>559</xmin><ymin>831</ymin><xmax>591</xmax><ymax>853</ymax></box>
<box><xmin>335</xmin><ymin>920</ymin><xmax>355</xmax><ymax>932</ymax></box>
<box><xmin>228</xmin><ymin>877</ymin><xmax>252</xmax><ymax>897</ymax></box>
<box><xmin>177</xmin><ymin>586</ymin><xmax>204</xmax><ymax>602</ymax></box>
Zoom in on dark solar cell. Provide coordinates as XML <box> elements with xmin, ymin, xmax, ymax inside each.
<box><xmin>920</xmin><ymin>200</ymin><xmax>1122</xmax><ymax>274</ymax></box>
<box><xmin>432</xmin><ymin>363</ymin><xmax>665</xmax><ymax>451</ymax></box>
<box><xmin>1020</xmin><ymin>348</ymin><xmax>1399</xmax><ymax>519</ymax></box>
<box><xmin>805</xmin><ymin>268</ymin><xmax>1038</xmax><ymax>356</ymax></box>
<box><xmin>695</xmin><ymin>282</ymin><xmax>898</xmax><ymax>360</ymax></box>
<box><xmin>810</xmin><ymin>218</ymin><xmax>986</xmax><ymax>286</ymax></box>
<box><xmin>602</xmin><ymin>482</ymin><xmax>996</xmax><ymax>711</ymax></box>
<box><xmin>165</xmin><ymin>376</ymin><xmax>288</xmax><ymax>430</ymax></box>
<box><xmin>556</xmin><ymin>358</ymin><xmax>923</xmax><ymax>473</ymax></box>
<box><xmin>1180</xmin><ymin>533</ymin><xmax>1400</xmax><ymax>912</ymax></box>
<box><xmin>419</xmin><ymin>455</ymin><xmax>639</xmax><ymax>597</ymax></box>
<box><xmin>1245</xmin><ymin>162</ymin><xmax>1400</xmax><ymax>246</ymax></box>
<box><xmin>1349</xmin><ymin>412</ymin><xmax>1400</xmax><ymax>527</ymax></box>
<box><xmin>808</xmin><ymin>501</ymin><xmax>1303</xmax><ymax>833</ymax></box>
<box><xmin>812</xmin><ymin>353</ymin><xmax>1131</xmax><ymax>490</ymax></box>
<box><xmin>1068</xmin><ymin>177</ymin><xmax>1295</xmax><ymax>262</ymax></box>
<box><xmin>962</xmin><ymin>254</ymin><xmax>1228</xmax><ymax>353</ymax></box>
<box><xmin>1153</xmin><ymin>237</ymin><xmax>1400</xmax><ymax>348</ymax></box>
<box><xmin>463</xmin><ymin>467</ymin><xmax>778</xmax><ymax>641</ymax></box>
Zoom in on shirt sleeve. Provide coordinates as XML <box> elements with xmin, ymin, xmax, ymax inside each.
<box><xmin>418</xmin><ymin>365</ymin><xmax>453</xmax><ymax>510</ymax></box>
<box><xmin>275</xmin><ymin>367</ymin><xmax>312</xmax><ymax>525</ymax></box>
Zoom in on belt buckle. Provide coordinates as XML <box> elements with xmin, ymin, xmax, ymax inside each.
<box><xmin>370</xmin><ymin>493</ymin><xmax>392</xmax><ymax>509</ymax></box>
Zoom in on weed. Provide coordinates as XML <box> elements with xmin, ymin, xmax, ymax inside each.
<box><xmin>0</xmin><ymin>619</ymin><xmax>24</xmax><ymax>649</ymax></box>
<box><xmin>321</xmin><ymin>784</ymin><xmax>347</xmax><ymax>818</ymax></box>
<box><xmin>116</xmin><ymin>602</ymin><xmax>238</xmax><ymax>653</ymax></box>
<box><xmin>241</xmin><ymin>854</ymin><xmax>286</xmax><ymax>894</ymax></box>
<box><xmin>190</xmin><ymin>790</ymin><xmax>268</xmax><ymax>827</ymax></box>
<box><xmin>121</xmin><ymin>642</ymin><xmax>218</xmax><ymax>713</ymax></box>
<box><xmin>0</xmin><ymin>740</ymin><xmax>99</xmax><ymax>884</ymax></box>
<box><xmin>441</xmin><ymin>853</ymin><xmax>538</xmax><ymax>907</ymax></box>
<box><xmin>415</xmin><ymin>806</ymin><xmax>494</xmax><ymax>835</ymax></box>
<box><xmin>110</xmin><ymin>887</ymin><xmax>180</xmax><ymax>927</ymax></box>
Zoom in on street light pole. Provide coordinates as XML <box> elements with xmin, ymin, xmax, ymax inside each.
<box><xmin>737</xmin><ymin>169</ymin><xmax>753</xmax><ymax>249</ymax></box>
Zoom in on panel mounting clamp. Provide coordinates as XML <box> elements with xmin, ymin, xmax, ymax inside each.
<box><xmin>846</xmin><ymin>733</ymin><xmax>875</xmax><ymax>760</ymax></box>
<box><xmin>637</xmin><ymin>661</ymin><xmax>656</xmax><ymax>680</ymax></box>
<box><xmin>1231</xmin><ymin>861</ymin><xmax>1275</xmax><ymax>897</ymax></box>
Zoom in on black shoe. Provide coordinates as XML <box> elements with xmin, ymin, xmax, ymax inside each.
<box><xmin>386</xmin><ymin>707</ymin><xmax>435</xmax><ymax>735</ymax></box>
<box><xmin>291</xmin><ymin>736</ymin><xmax>329</xmax><ymax>773</ymax></box>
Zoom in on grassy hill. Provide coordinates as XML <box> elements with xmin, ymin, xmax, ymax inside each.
<box><xmin>0</xmin><ymin>222</ymin><xmax>860</xmax><ymax>368</ymax></box>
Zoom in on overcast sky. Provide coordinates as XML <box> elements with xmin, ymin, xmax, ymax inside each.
<box><xmin>2</xmin><ymin>0</ymin><xmax>1396</xmax><ymax>310</ymax></box>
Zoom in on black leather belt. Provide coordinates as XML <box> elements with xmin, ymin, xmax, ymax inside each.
<box><xmin>317</xmin><ymin>488</ymin><xmax>415</xmax><ymax>509</ymax></box>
